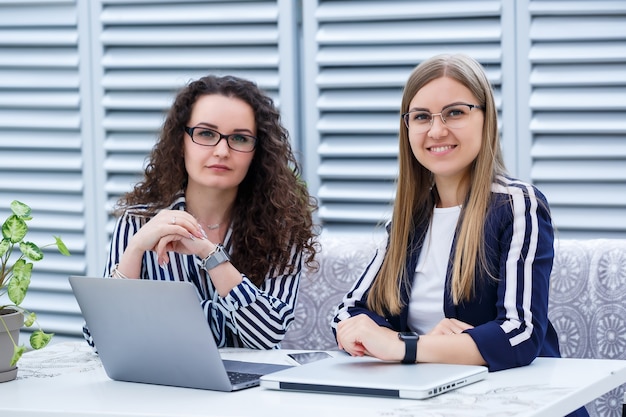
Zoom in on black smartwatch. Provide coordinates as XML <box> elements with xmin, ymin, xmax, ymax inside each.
<box><xmin>398</xmin><ymin>331</ymin><xmax>419</xmax><ymax>364</ymax></box>
<box><xmin>197</xmin><ymin>244</ymin><xmax>230</xmax><ymax>271</ymax></box>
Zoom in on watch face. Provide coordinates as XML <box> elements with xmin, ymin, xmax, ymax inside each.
<box><xmin>398</xmin><ymin>332</ymin><xmax>419</xmax><ymax>340</ymax></box>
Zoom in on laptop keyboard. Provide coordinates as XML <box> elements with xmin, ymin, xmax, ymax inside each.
<box><xmin>227</xmin><ymin>371</ymin><xmax>262</xmax><ymax>385</ymax></box>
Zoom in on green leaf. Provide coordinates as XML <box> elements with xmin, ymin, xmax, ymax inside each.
<box><xmin>24</xmin><ymin>311</ymin><xmax>36</xmax><ymax>327</ymax></box>
<box><xmin>7</xmin><ymin>259</ymin><xmax>32</xmax><ymax>305</ymax></box>
<box><xmin>0</xmin><ymin>238</ymin><xmax>10</xmax><ymax>257</ymax></box>
<box><xmin>2</xmin><ymin>214</ymin><xmax>27</xmax><ymax>243</ymax></box>
<box><xmin>10</xmin><ymin>345</ymin><xmax>26</xmax><ymax>367</ymax></box>
<box><xmin>54</xmin><ymin>236</ymin><xmax>71</xmax><ymax>256</ymax></box>
<box><xmin>10</xmin><ymin>200</ymin><xmax>32</xmax><ymax>220</ymax></box>
<box><xmin>30</xmin><ymin>329</ymin><xmax>53</xmax><ymax>350</ymax></box>
<box><xmin>20</xmin><ymin>241</ymin><xmax>43</xmax><ymax>261</ymax></box>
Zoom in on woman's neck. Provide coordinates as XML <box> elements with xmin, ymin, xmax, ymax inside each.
<box><xmin>184</xmin><ymin>185</ymin><xmax>236</xmax><ymax>230</ymax></box>
<box><xmin>433</xmin><ymin>175</ymin><xmax>469</xmax><ymax>208</ymax></box>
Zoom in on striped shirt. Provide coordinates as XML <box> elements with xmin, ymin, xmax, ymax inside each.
<box><xmin>83</xmin><ymin>195</ymin><xmax>301</xmax><ymax>350</ymax></box>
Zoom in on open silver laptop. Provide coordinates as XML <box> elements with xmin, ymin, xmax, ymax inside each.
<box><xmin>260</xmin><ymin>354</ymin><xmax>487</xmax><ymax>399</ymax></box>
<box><xmin>69</xmin><ymin>276</ymin><xmax>290</xmax><ymax>391</ymax></box>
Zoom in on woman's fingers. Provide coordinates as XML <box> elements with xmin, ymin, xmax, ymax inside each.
<box><xmin>154</xmin><ymin>210</ymin><xmax>205</xmax><ymax>239</ymax></box>
<box><xmin>427</xmin><ymin>318</ymin><xmax>474</xmax><ymax>335</ymax></box>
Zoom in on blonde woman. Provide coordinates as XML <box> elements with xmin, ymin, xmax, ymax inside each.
<box><xmin>333</xmin><ymin>53</ymin><xmax>586</xmax><ymax>417</ymax></box>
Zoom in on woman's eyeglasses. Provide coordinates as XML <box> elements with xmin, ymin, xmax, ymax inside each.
<box><xmin>402</xmin><ymin>104</ymin><xmax>483</xmax><ymax>133</ymax></box>
<box><xmin>184</xmin><ymin>126</ymin><xmax>257</xmax><ymax>153</ymax></box>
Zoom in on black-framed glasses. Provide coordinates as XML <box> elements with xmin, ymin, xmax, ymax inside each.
<box><xmin>184</xmin><ymin>126</ymin><xmax>257</xmax><ymax>153</ymax></box>
<box><xmin>402</xmin><ymin>104</ymin><xmax>483</xmax><ymax>133</ymax></box>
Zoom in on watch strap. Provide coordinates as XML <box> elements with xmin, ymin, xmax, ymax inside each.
<box><xmin>399</xmin><ymin>332</ymin><xmax>419</xmax><ymax>364</ymax></box>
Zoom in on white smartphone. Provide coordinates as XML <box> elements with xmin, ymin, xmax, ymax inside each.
<box><xmin>286</xmin><ymin>351</ymin><xmax>333</xmax><ymax>365</ymax></box>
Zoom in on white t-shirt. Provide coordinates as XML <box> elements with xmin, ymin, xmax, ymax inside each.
<box><xmin>407</xmin><ymin>205</ymin><xmax>461</xmax><ymax>335</ymax></box>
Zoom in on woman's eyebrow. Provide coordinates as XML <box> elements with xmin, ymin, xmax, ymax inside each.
<box><xmin>407</xmin><ymin>106</ymin><xmax>429</xmax><ymax>112</ymax></box>
<box><xmin>191</xmin><ymin>122</ymin><xmax>255</xmax><ymax>135</ymax></box>
<box><xmin>408</xmin><ymin>101</ymin><xmax>473</xmax><ymax>112</ymax></box>
<box><xmin>232</xmin><ymin>128</ymin><xmax>255</xmax><ymax>135</ymax></box>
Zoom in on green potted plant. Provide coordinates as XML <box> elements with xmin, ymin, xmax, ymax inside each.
<box><xmin>0</xmin><ymin>200</ymin><xmax>70</xmax><ymax>382</ymax></box>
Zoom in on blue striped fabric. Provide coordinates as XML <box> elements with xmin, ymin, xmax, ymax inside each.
<box><xmin>83</xmin><ymin>195</ymin><xmax>301</xmax><ymax>350</ymax></box>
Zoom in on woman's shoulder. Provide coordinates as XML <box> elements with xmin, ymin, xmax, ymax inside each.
<box><xmin>490</xmin><ymin>175</ymin><xmax>548</xmax><ymax>203</ymax></box>
<box><xmin>119</xmin><ymin>193</ymin><xmax>186</xmax><ymax>218</ymax></box>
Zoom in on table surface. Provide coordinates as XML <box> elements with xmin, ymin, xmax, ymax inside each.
<box><xmin>3</xmin><ymin>342</ymin><xmax>626</xmax><ymax>417</ymax></box>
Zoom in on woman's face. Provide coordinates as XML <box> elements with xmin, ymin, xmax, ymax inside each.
<box><xmin>184</xmin><ymin>94</ymin><xmax>256</xmax><ymax>194</ymax></box>
<box><xmin>406</xmin><ymin>76</ymin><xmax>484</xmax><ymax>186</ymax></box>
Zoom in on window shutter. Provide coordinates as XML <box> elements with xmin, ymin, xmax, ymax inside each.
<box><xmin>526</xmin><ymin>0</ymin><xmax>626</xmax><ymax>238</ymax></box>
<box><xmin>304</xmin><ymin>0</ymin><xmax>505</xmax><ymax>235</ymax></box>
<box><xmin>97</xmin><ymin>0</ymin><xmax>294</xmax><ymax>235</ymax></box>
<box><xmin>0</xmin><ymin>0</ymin><xmax>88</xmax><ymax>339</ymax></box>
<box><xmin>0</xmin><ymin>0</ymin><xmax>295</xmax><ymax>340</ymax></box>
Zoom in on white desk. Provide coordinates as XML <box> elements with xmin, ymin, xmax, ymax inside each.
<box><xmin>3</xmin><ymin>342</ymin><xmax>626</xmax><ymax>417</ymax></box>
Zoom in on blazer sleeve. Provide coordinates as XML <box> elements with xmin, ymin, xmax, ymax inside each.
<box><xmin>465</xmin><ymin>183</ymin><xmax>555</xmax><ymax>372</ymax></box>
<box><xmin>331</xmin><ymin>236</ymin><xmax>393</xmax><ymax>335</ymax></box>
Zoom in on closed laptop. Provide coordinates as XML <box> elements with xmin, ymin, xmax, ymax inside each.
<box><xmin>260</xmin><ymin>354</ymin><xmax>487</xmax><ymax>399</ymax></box>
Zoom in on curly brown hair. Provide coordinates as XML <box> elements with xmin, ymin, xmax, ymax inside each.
<box><xmin>116</xmin><ymin>75</ymin><xmax>319</xmax><ymax>285</ymax></box>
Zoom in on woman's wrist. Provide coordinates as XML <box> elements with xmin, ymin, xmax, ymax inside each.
<box><xmin>198</xmin><ymin>240</ymin><xmax>218</xmax><ymax>260</ymax></box>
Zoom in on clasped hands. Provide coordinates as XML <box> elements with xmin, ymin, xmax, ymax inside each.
<box><xmin>336</xmin><ymin>314</ymin><xmax>474</xmax><ymax>362</ymax></box>
<box><xmin>130</xmin><ymin>209</ymin><xmax>214</xmax><ymax>267</ymax></box>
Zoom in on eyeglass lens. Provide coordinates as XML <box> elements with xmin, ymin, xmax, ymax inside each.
<box><xmin>403</xmin><ymin>104</ymin><xmax>479</xmax><ymax>133</ymax></box>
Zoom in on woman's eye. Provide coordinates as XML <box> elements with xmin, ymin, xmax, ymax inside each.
<box><xmin>198</xmin><ymin>129</ymin><xmax>217</xmax><ymax>138</ymax></box>
<box><xmin>231</xmin><ymin>134</ymin><xmax>250</xmax><ymax>143</ymax></box>
<box><xmin>445</xmin><ymin>107</ymin><xmax>466</xmax><ymax>118</ymax></box>
<box><xmin>413</xmin><ymin>112</ymin><xmax>431</xmax><ymax>121</ymax></box>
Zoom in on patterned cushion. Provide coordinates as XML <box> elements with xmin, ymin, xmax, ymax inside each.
<box><xmin>549</xmin><ymin>239</ymin><xmax>626</xmax><ymax>417</ymax></box>
<box><xmin>283</xmin><ymin>237</ymin><xmax>626</xmax><ymax>417</ymax></box>
<box><xmin>282</xmin><ymin>235</ymin><xmax>380</xmax><ymax>351</ymax></box>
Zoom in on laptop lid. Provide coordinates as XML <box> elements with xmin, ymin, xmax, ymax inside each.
<box><xmin>260</xmin><ymin>354</ymin><xmax>487</xmax><ymax>399</ymax></box>
<box><xmin>69</xmin><ymin>276</ymin><xmax>289</xmax><ymax>391</ymax></box>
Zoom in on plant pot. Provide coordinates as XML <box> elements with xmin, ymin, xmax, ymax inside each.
<box><xmin>0</xmin><ymin>309</ymin><xmax>23</xmax><ymax>382</ymax></box>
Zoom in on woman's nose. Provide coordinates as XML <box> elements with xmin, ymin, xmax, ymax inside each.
<box><xmin>427</xmin><ymin>114</ymin><xmax>448</xmax><ymax>139</ymax></box>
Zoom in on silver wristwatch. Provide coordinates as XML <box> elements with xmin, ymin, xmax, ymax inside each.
<box><xmin>198</xmin><ymin>244</ymin><xmax>230</xmax><ymax>270</ymax></box>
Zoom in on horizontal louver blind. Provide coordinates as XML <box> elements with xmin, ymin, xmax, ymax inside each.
<box><xmin>0</xmin><ymin>0</ymin><xmax>87</xmax><ymax>338</ymax></box>
<box><xmin>311</xmin><ymin>0</ymin><xmax>504</xmax><ymax>234</ymax></box>
<box><xmin>528</xmin><ymin>0</ymin><xmax>626</xmax><ymax>238</ymax></box>
<box><xmin>99</xmin><ymin>0</ymin><xmax>286</xmax><ymax>240</ymax></box>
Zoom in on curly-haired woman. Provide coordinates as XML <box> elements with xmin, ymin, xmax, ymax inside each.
<box><xmin>84</xmin><ymin>75</ymin><xmax>318</xmax><ymax>349</ymax></box>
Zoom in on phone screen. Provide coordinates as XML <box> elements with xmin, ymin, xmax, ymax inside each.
<box><xmin>287</xmin><ymin>351</ymin><xmax>332</xmax><ymax>365</ymax></box>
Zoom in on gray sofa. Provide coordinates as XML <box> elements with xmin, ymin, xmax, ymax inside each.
<box><xmin>282</xmin><ymin>236</ymin><xmax>626</xmax><ymax>417</ymax></box>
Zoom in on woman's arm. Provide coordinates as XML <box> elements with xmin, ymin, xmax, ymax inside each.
<box><xmin>204</xmin><ymin>249</ymin><xmax>302</xmax><ymax>349</ymax></box>
<box><xmin>332</xmin><ymin>239</ymin><xmax>391</xmax><ymax>332</ymax></box>
<box><xmin>103</xmin><ymin>211</ymin><xmax>144</xmax><ymax>277</ymax></box>
<box><xmin>465</xmin><ymin>182</ymin><xmax>555</xmax><ymax>371</ymax></box>
<box><xmin>337</xmin><ymin>314</ymin><xmax>487</xmax><ymax>365</ymax></box>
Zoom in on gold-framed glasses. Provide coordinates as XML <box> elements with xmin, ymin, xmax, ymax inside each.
<box><xmin>402</xmin><ymin>103</ymin><xmax>483</xmax><ymax>133</ymax></box>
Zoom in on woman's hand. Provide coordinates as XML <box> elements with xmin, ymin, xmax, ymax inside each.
<box><xmin>128</xmin><ymin>210</ymin><xmax>206</xmax><ymax>266</ymax></box>
<box><xmin>336</xmin><ymin>314</ymin><xmax>404</xmax><ymax>361</ymax></box>
<box><xmin>427</xmin><ymin>318</ymin><xmax>474</xmax><ymax>336</ymax></box>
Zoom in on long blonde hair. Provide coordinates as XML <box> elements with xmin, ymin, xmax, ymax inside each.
<box><xmin>367</xmin><ymin>54</ymin><xmax>506</xmax><ymax>315</ymax></box>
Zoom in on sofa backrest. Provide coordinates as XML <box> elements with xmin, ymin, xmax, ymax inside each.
<box><xmin>548</xmin><ymin>239</ymin><xmax>626</xmax><ymax>417</ymax></box>
<box><xmin>283</xmin><ymin>237</ymin><xmax>626</xmax><ymax>359</ymax></box>
<box><xmin>282</xmin><ymin>235</ymin><xmax>381</xmax><ymax>351</ymax></box>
